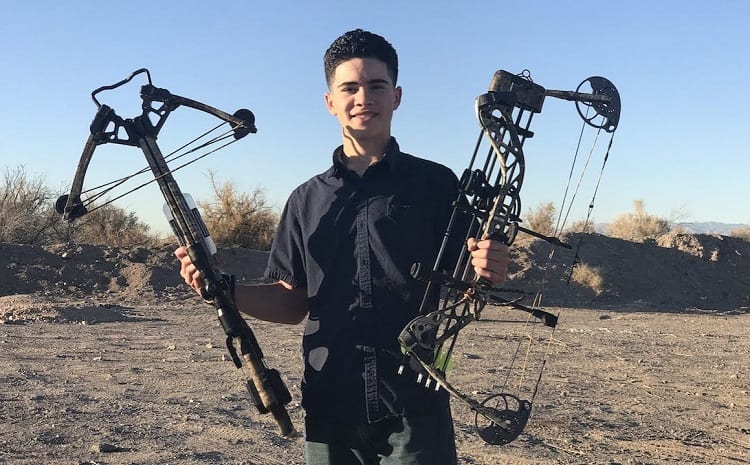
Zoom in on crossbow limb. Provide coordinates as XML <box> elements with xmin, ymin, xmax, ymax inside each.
<box><xmin>56</xmin><ymin>68</ymin><xmax>256</xmax><ymax>221</ymax></box>
<box><xmin>56</xmin><ymin>68</ymin><xmax>296</xmax><ymax>438</ymax></box>
<box><xmin>399</xmin><ymin>69</ymin><xmax>621</xmax><ymax>445</ymax></box>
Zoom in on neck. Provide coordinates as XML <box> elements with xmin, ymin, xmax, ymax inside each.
<box><xmin>341</xmin><ymin>132</ymin><xmax>390</xmax><ymax>175</ymax></box>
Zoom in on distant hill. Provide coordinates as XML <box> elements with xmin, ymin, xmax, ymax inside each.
<box><xmin>594</xmin><ymin>222</ymin><xmax>749</xmax><ymax>236</ymax></box>
<box><xmin>674</xmin><ymin>222</ymin><xmax>749</xmax><ymax>235</ymax></box>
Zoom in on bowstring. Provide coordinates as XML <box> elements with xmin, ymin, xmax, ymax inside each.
<box><xmin>565</xmin><ymin>131</ymin><xmax>616</xmax><ymax>284</ymax></box>
<box><xmin>526</xmin><ymin>106</ymin><xmax>617</xmax><ymax>404</ymax></box>
<box><xmin>77</xmin><ymin>121</ymin><xmax>238</xmax><ymax>214</ymax></box>
<box><xmin>578</xmin><ymin>133</ymin><xmax>615</xmax><ymax>236</ymax></box>
<box><xmin>554</xmin><ymin>114</ymin><xmax>588</xmax><ymax>235</ymax></box>
<box><xmin>558</xmin><ymin>125</ymin><xmax>602</xmax><ymax>233</ymax></box>
<box><xmin>510</xmin><ymin>105</ymin><xmax>611</xmax><ymax>406</ymax></box>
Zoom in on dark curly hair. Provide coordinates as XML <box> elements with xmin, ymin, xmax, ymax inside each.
<box><xmin>323</xmin><ymin>29</ymin><xmax>398</xmax><ymax>87</ymax></box>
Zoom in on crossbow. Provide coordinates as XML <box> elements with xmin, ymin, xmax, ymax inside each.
<box><xmin>55</xmin><ymin>68</ymin><xmax>296</xmax><ymax>437</ymax></box>
<box><xmin>398</xmin><ymin>70</ymin><xmax>621</xmax><ymax>445</ymax></box>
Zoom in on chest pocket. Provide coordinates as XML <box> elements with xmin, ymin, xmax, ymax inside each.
<box><xmin>381</xmin><ymin>200</ymin><xmax>427</xmax><ymax>234</ymax></box>
<box><xmin>373</xmin><ymin>197</ymin><xmax>437</xmax><ymax>269</ymax></box>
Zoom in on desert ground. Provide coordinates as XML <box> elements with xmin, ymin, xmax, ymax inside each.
<box><xmin>1</xmin><ymin>232</ymin><xmax>749</xmax><ymax>464</ymax></box>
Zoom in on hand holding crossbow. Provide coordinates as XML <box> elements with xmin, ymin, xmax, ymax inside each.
<box><xmin>56</xmin><ymin>68</ymin><xmax>296</xmax><ymax>438</ymax></box>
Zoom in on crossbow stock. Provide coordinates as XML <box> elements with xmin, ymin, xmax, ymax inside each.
<box><xmin>399</xmin><ymin>70</ymin><xmax>621</xmax><ymax>445</ymax></box>
<box><xmin>56</xmin><ymin>68</ymin><xmax>296</xmax><ymax>437</ymax></box>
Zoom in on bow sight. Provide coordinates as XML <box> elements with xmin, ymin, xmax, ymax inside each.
<box><xmin>399</xmin><ymin>69</ymin><xmax>621</xmax><ymax>445</ymax></box>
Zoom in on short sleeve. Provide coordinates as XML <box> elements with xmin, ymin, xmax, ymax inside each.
<box><xmin>265</xmin><ymin>192</ymin><xmax>308</xmax><ymax>289</ymax></box>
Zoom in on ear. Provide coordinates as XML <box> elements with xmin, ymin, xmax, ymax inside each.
<box><xmin>393</xmin><ymin>86</ymin><xmax>402</xmax><ymax>110</ymax></box>
<box><xmin>324</xmin><ymin>92</ymin><xmax>336</xmax><ymax>115</ymax></box>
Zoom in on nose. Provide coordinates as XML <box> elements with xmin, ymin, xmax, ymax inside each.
<box><xmin>355</xmin><ymin>87</ymin><xmax>373</xmax><ymax>106</ymax></box>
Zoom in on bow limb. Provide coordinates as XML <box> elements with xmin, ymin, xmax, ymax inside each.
<box><xmin>55</xmin><ymin>133</ymin><xmax>99</xmax><ymax>220</ymax></box>
<box><xmin>140</xmin><ymin>84</ymin><xmax>256</xmax><ymax>140</ymax></box>
<box><xmin>56</xmin><ymin>69</ymin><xmax>256</xmax><ymax>221</ymax></box>
<box><xmin>56</xmin><ymin>102</ymin><xmax>132</xmax><ymax>220</ymax></box>
<box><xmin>402</xmin><ymin>342</ymin><xmax>530</xmax><ymax>446</ymax></box>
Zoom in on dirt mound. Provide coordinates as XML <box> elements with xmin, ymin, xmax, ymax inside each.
<box><xmin>1</xmin><ymin>242</ymin><xmax>181</xmax><ymax>299</ymax></box>
<box><xmin>507</xmin><ymin>232</ymin><xmax>750</xmax><ymax>311</ymax></box>
<box><xmin>0</xmin><ymin>294</ymin><xmax>143</xmax><ymax>324</ymax></box>
<box><xmin>0</xmin><ymin>242</ymin><xmax>270</xmax><ymax>297</ymax></box>
<box><xmin>2</xmin><ymin>233</ymin><xmax>748</xmax><ymax>317</ymax></box>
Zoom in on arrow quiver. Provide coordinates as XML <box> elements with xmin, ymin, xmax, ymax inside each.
<box><xmin>399</xmin><ymin>70</ymin><xmax>620</xmax><ymax>445</ymax></box>
<box><xmin>55</xmin><ymin>68</ymin><xmax>296</xmax><ymax>438</ymax></box>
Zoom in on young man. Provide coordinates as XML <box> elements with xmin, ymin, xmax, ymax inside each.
<box><xmin>175</xmin><ymin>29</ymin><xmax>509</xmax><ymax>465</ymax></box>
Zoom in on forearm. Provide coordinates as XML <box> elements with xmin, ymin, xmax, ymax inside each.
<box><xmin>234</xmin><ymin>281</ymin><xmax>309</xmax><ymax>325</ymax></box>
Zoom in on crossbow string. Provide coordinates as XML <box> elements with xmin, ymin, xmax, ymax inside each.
<box><xmin>398</xmin><ymin>69</ymin><xmax>621</xmax><ymax>445</ymax></box>
<box><xmin>56</xmin><ymin>68</ymin><xmax>296</xmax><ymax>437</ymax></box>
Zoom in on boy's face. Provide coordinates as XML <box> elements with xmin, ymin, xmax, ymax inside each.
<box><xmin>324</xmin><ymin>57</ymin><xmax>402</xmax><ymax>145</ymax></box>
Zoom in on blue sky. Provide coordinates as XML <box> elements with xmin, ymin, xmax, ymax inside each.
<box><xmin>1</xmin><ymin>0</ymin><xmax>748</xmax><ymax>234</ymax></box>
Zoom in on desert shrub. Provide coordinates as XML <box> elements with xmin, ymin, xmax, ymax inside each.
<box><xmin>69</xmin><ymin>203</ymin><xmax>156</xmax><ymax>247</ymax></box>
<box><xmin>565</xmin><ymin>219</ymin><xmax>595</xmax><ymax>234</ymax></box>
<box><xmin>523</xmin><ymin>201</ymin><xmax>556</xmax><ymax>237</ymax></box>
<box><xmin>0</xmin><ymin>165</ymin><xmax>156</xmax><ymax>247</ymax></box>
<box><xmin>198</xmin><ymin>171</ymin><xmax>279</xmax><ymax>250</ymax></box>
<box><xmin>729</xmin><ymin>226</ymin><xmax>750</xmax><ymax>241</ymax></box>
<box><xmin>607</xmin><ymin>200</ymin><xmax>670</xmax><ymax>242</ymax></box>
<box><xmin>0</xmin><ymin>166</ymin><xmax>60</xmax><ymax>245</ymax></box>
<box><xmin>570</xmin><ymin>262</ymin><xmax>604</xmax><ymax>295</ymax></box>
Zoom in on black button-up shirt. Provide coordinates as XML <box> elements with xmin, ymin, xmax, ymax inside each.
<box><xmin>266</xmin><ymin>138</ymin><xmax>460</xmax><ymax>424</ymax></box>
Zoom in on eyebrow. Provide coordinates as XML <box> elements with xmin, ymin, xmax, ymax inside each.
<box><xmin>337</xmin><ymin>78</ymin><xmax>391</xmax><ymax>89</ymax></box>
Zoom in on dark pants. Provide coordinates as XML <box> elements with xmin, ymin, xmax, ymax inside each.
<box><xmin>303</xmin><ymin>409</ymin><xmax>457</xmax><ymax>465</ymax></box>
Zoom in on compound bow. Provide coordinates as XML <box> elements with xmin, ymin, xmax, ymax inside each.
<box><xmin>56</xmin><ymin>68</ymin><xmax>296</xmax><ymax>437</ymax></box>
<box><xmin>398</xmin><ymin>69</ymin><xmax>621</xmax><ymax>445</ymax></box>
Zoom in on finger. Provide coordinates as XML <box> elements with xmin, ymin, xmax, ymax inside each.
<box><xmin>471</xmin><ymin>255</ymin><xmax>509</xmax><ymax>285</ymax></box>
<box><xmin>174</xmin><ymin>246</ymin><xmax>186</xmax><ymax>259</ymax></box>
<box><xmin>466</xmin><ymin>237</ymin><xmax>479</xmax><ymax>251</ymax></box>
<box><xmin>182</xmin><ymin>263</ymin><xmax>202</xmax><ymax>286</ymax></box>
<box><xmin>173</xmin><ymin>247</ymin><xmax>206</xmax><ymax>296</ymax></box>
<box><xmin>476</xmin><ymin>239</ymin><xmax>509</xmax><ymax>251</ymax></box>
<box><xmin>471</xmin><ymin>256</ymin><xmax>503</xmax><ymax>271</ymax></box>
<box><xmin>472</xmin><ymin>261</ymin><xmax>500</xmax><ymax>281</ymax></box>
<box><xmin>473</xmin><ymin>266</ymin><xmax>504</xmax><ymax>286</ymax></box>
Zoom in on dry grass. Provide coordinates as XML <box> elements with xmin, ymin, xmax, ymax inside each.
<box><xmin>569</xmin><ymin>262</ymin><xmax>604</xmax><ymax>295</ymax></box>
<box><xmin>198</xmin><ymin>171</ymin><xmax>279</xmax><ymax>250</ymax></box>
<box><xmin>730</xmin><ymin>226</ymin><xmax>750</xmax><ymax>241</ymax></box>
<box><xmin>607</xmin><ymin>199</ymin><xmax>670</xmax><ymax>242</ymax></box>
